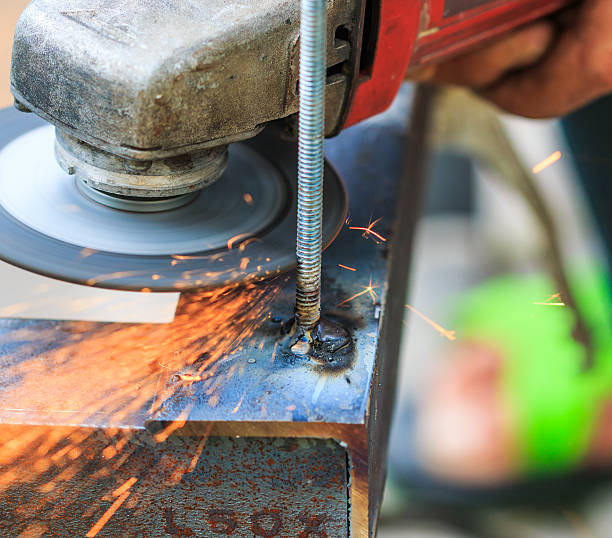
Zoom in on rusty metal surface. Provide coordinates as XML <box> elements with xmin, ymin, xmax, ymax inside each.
<box><xmin>1</xmin><ymin>427</ymin><xmax>349</xmax><ymax>537</ymax></box>
<box><xmin>11</xmin><ymin>0</ymin><xmax>365</xmax><ymax>159</ymax></box>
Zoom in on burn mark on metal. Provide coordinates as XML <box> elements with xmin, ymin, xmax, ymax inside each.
<box><xmin>310</xmin><ymin>318</ymin><xmax>355</xmax><ymax>372</ymax></box>
<box><xmin>282</xmin><ymin>316</ymin><xmax>355</xmax><ymax>373</ymax></box>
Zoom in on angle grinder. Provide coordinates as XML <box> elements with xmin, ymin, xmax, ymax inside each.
<box><xmin>0</xmin><ymin>0</ymin><xmax>570</xmax><ymax>292</ymax></box>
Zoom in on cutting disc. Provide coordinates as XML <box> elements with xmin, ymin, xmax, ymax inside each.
<box><xmin>0</xmin><ymin>109</ymin><xmax>347</xmax><ymax>292</ymax></box>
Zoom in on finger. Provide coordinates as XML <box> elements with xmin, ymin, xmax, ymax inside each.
<box><xmin>484</xmin><ymin>0</ymin><xmax>612</xmax><ymax>117</ymax></box>
<box><xmin>483</xmin><ymin>32</ymin><xmax>605</xmax><ymax>117</ymax></box>
<box><xmin>416</xmin><ymin>22</ymin><xmax>555</xmax><ymax>88</ymax></box>
<box><xmin>406</xmin><ymin>64</ymin><xmax>437</xmax><ymax>82</ymax></box>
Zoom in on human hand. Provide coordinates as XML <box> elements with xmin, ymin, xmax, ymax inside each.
<box><xmin>409</xmin><ymin>0</ymin><xmax>612</xmax><ymax>118</ymax></box>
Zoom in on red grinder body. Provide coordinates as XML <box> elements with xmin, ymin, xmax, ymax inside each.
<box><xmin>345</xmin><ymin>0</ymin><xmax>569</xmax><ymax>127</ymax></box>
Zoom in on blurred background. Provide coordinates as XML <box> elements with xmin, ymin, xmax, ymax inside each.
<box><xmin>0</xmin><ymin>3</ymin><xmax>21</xmax><ymax>109</ymax></box>
<box><xmin>1</xmin><ymin>2</ymin><xmax>609</xmax><ymax>536</ymax></box>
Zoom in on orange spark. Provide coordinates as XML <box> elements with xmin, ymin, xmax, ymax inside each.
<box><xmin>534</xmin><ymin>291</ymin><xmax>565</xmax><ymax>306</ymax></box>
<box><xmin>349</xmin><ymin>226</ymin><xmax>386</xmax><ymax>242</ymax></box>
<box><xmin>405</xmin><ymin>304</ymin><xmax>456</xmax><ymax>340</ymax></box>
<box><xmin>177</xmin><ymin>374</ymin><xmax>202</xmax><ymax>382</ymax></box>
<box><xmin>85</xmin><ymin>270</ymin><xmax>147</xmax><ymax>286</ymax></box>
<box><xmin>86</xmin><ymin>491</ymin><xmax>131</xmax><ymax>537</ymax></box>
<box><xmin>240</xmin><ymin>257</ymin><xmax>250</xmax><ymax>271</ymax></box>
<box><xmin>532</xmin><ymin>150</ymin><xmax>562</xmax><ymax>174</ymax></box>
<box><xmin>101</xmin><ymin>445</ymin><xmax>117</xmax><ymax>460</ymax></box>
<box><xmin>338</xmin><ymin>278</ymin><xmax>378</xmax><ymax>306</ymax></box>
<box><xmin>187</xmin><ymin>432</ymin><xmax>210</xmax><ymax>473</ymax></box>
<box><xmin>112</xmin><ymin>477</ymin><xmax>137</xmax><ymax>498</ymax></box>
<box><xmin>243</xmin><ymin>193</ymin><xmax>253</xmax><ymax>205</ymax></box>
<box><xmin>238</xmin><ymin>238</ymin><xmax>262</xmax><ymax>252</ymax></box>
<box><xmin>153</xmin><ymin>408</ymin><xmax>191</xmax><ymax>443</ymax></box>
<box><xmin>0</xmin><ymin>279</ymin><xmax>282</xmax><ymax>529</ymax></box>
<box><xmin>227</xmin><ymin>233</ymin><xmax>251</xmax><ymax>250</ymax></box>
<box><xmin>50</xmin><ymin>444</ymin><xmax>73</xmax><ymax>462</ymax></box>
<box><xmin>349</xmin><ymin>217</ymin><xmax>387</xmax><ymax>243</ymax></box>
<box><xmin>151</xmin><ymin>274</ymin><xmax>161</xmax><ymax>281</ymax></box>
<box><xmin>80</xmin><ymin>248</ymin><xmax>97</xmax><ymax>259</ymax></box>
<box><xmin>170</xmin><ymin>251</ymin><xmax>216</xmax><ymax>261</ymax></box>
<box><xmin>232</xmin><ymin>392</ymin><xmax>245</xmax><ymax>414</ymax></box>
<box><xmin>338</xmin><ymin>264</ymin><xmax>356</xmax><ymax>272</ymax></box>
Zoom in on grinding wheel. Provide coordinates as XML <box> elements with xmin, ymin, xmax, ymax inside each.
<box><xmin>0</xmin><ymin>108</ymin><xmax>347</xmax><ymax>292</ymax></box>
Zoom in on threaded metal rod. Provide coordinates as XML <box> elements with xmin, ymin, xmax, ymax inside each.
<box><xmin>296</xmin><ymin>0</ymin><xmax>326</xmax><ymax>331</ymax></box>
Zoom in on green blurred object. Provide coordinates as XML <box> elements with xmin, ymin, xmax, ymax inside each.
<box><xmin>457</xmin><ymin>269</ymin><xmax>612</xmax><ymax>473</ymax></box>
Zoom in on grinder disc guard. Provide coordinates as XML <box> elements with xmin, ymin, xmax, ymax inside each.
<box><xmin>0</xmin><ymin>109</ymin><xmax>347</xmax><ymax>291</ymax></box>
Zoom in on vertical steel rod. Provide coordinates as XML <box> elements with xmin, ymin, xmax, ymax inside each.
<box><xmin>296</xmin><ymin>0</ymin><xmax>326</xmax><ymax>331</ymax></box>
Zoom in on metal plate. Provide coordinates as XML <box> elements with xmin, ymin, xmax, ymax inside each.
<box><xmin>0</xmin><ymin>84</ymin><xmax>424</xmax><ymax>537</ymax></box>
<box><xmin>0</xmin><ymin>109</ymin><xmax>347</xmax><ymax>291</ymax></box>
<box><xmin>1</xmin><ymin>431</ymin><xmax>349</xmax><ymax>537</ymax></box>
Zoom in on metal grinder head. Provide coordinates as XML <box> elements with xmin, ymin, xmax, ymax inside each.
<box><xmin>10</xmin><ymin>0</ymin><xmax>363</xmax><ymax>202</ymax></box>
<box><xmin>2</xmin><ymin>0</ymin><xmax>360</xmax><ymax>289</ymax></box>
<box><xmin>54</xmin><ymin>129</ymin><xmax>229</xmax><ymax>207</ymax></box>
<box><xmin>0</xmin><ymin>112</ymin><xmax>348</xmax><ymax>291</ymax></box>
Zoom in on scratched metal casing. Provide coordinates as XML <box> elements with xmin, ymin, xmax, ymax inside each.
<box><xmin>10</xmin><ymin>0</ymin><xmax>365</xmax><ymax>160</ymax></box>
<box><xmin>0</xmin><ymin>85</ymin><xmax>428</xmax><ymax>537</ymax></box>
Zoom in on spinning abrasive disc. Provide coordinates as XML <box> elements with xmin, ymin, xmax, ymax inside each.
<box><xmin>0</xmin><ymin>109</ymin><xmax>347</xmax><ymax>291</ymax></box>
